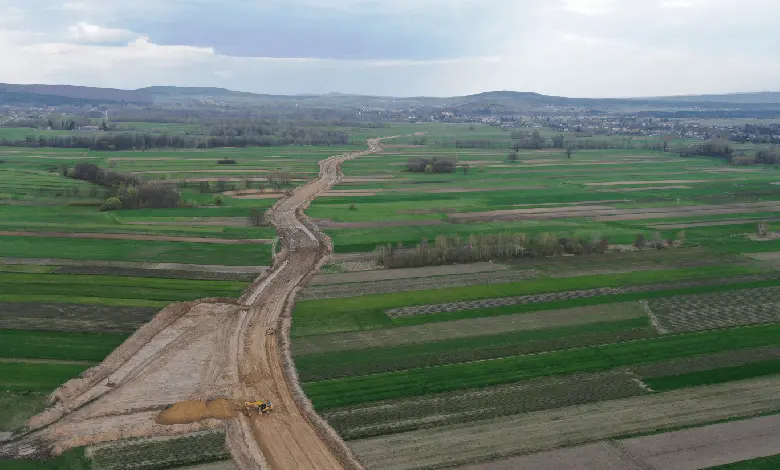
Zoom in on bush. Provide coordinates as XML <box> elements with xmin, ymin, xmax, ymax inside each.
<box><xmin>99</xmin><ymin>197</ymin><xmax>122</xmax><ymax>212</ymax></box>
<box><xmin>213</xmin><ymin>195</ymin><xmax>224</xmax><ymax>206</ymax></box>
<box><xmin>349</xmin><ymin>202</ymin><xmax>357</xmax><ymax>210</ymax></box>
<box><xmin>217</xmin><ymin>159</ymin><xmax>237</xmax><ymax>165</ymax></box>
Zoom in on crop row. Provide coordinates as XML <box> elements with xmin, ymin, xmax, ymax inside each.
<box><xmin>323</xmin><ymin>370</ymin><xmax>646</xmax><ymax>440</ymax></box>
<box><xmin>644</xmin><ymin>359</ymin><xmax>780</xmax><ymax>392</ymax></box>
<box><xmin>0</xmin><ymin>362</ymin><xmax>90</xmax><ymax>392</ymax></box>
<box><xmin>89</xmin><ymin>430</ymin><xmax>230</xmax><ymax>470</ymax></box>
<box><xmin>303</xmin><ymin>322</ymin><xmax>780</xmax><ymax>410</ymax></box>
<box><xmin>296</xmin><ymin>319</ymin><xmax>654</xmax><ymax>381</ymax></box>
<box><xmin>299</xmin><ymin>269</ymin><xmax>540</xmax><ymax>300</ymax></box>
<box><xmin>53</xmin><ymin>265</ymin><xmax>258</xmax><ymax>282</ymax></box>
<box><xmin>385</xmin><ymin>272</ymin><xmax>780</xmax><ymax>317</ymax></box>
<box><xmin>0</xmin><ymin>329</ymin><xmax>127</xmax><ymax>362</ymax></box>
<box><xmin>634</xmin><ymin>345</ymin><xmax>780</xmax><ymax>378</ymax></box>
<box><xmin>650</xmin><ymin>286</ymin><xmax>780</xmax><ymax>332</ymax></box>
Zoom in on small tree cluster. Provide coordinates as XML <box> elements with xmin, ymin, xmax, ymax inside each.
<box><xmin>268</xmin><ymin>170</ymin><xmax>293</xmax><ymax>188</ymax></box>
<box><xmin>65</xmin><ymin>162</ymin><xmax>180</xmax><ymax>210</ymax></box>
<box><xmin>406</xmin><ymin>156</ymin><xmax>457</xmax><ymax>174</ymax></box>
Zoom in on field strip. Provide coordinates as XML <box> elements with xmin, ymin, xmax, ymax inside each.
<box><xmin>317</xmin><ymin>219</ymin><xmax>444</xmax><ymax>229</ymax></box>
<box><xmin>651</xmin><ymin>217</ymin><xmax>780</xmax><ymax>229</ymax></box>
<box><xmin>310</xmin><ymin>262</ymin><xmax>507</xmax><ymax>286</ymax></box>
<box><xmin>0</xmin><ymin>257</ymin><xmax>269</xmax><ymax>273</ymax></box>
<box><xmin>455</xmin><ymin>414</ymin><xmax>780</xmax><ymax>470</ymax></box>
<box><xmin>650</xmin><ymin>286</ymin><xmax>780</xmax><ymax>333</ymax></box>
<box><xmin>0</xmin><ymin>231</ymin><xmax>273</xmax><ymax>245</ymax></box>
<box><xmin>323</xmin><ymin>370</ymin><xmax>648</xmax><ymax>440</ymax></box>
<box><xmin>584</xmin><ymin>179</ymin><xmax>716</xmax><ymax>186</ymax></box>
<box><xmin>293</xmin><ymin>303</ymin><xmax>646</xmax><ymax>355</ymax></box>
<box><xmin>349</xmin><ymin>376</ymin><xmax>780</xmax><ymax>470</ymax></box>
<box><xmin>0</xmin><ymin>358</ymin><xmax>96</xmax><ymax>366</ymax></box>
<box><xmin>384</xmin><ymin>273</ymin><xmax>780</xmax><ymax>317</ymax></box>
<box><xmin>300</xmin><ymin>270</ymin><xmax>539</xmax><ymax>300</ymax></box>
<box><xmin>448</xmin><ymin>201</ymin><xmax>780</xmax><ymax>222</ymax></box>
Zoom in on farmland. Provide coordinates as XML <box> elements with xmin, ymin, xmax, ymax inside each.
<box><xmin>285</xmin><ymin>123</ymin><xmax>780</xmax><ymax>468</ymax></box>
<box><xmin>0</xmin><ymin>138</ymin><xmax>364</xmax><ymax>467</ymax></box>
<box><xmin>4</xmin><ymin>119</ymin><xmax>780</xmax><ymax>469</ymax></box>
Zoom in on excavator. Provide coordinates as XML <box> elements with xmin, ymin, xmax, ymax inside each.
<box><xmin>242</xmin><ymin>400</ymin><xmax>273</xmax><ymax>416</ymax></box>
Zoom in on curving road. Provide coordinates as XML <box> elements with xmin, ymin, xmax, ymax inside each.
<box><xmin>225</xmin><ymin>138</ymin><xmax>387</xmax><ymax>469</ymax></box>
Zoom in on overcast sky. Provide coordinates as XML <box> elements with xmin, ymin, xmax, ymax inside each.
<box><xmin>0</xmin><ymin>0</ymin><xmax>778</xmax><ymax>97</ymax></box>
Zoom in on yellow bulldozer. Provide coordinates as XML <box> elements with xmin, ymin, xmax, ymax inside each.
<box><xmin>242</xmin><ymin>400</ymin><xmax>273</xmax><ymax>416</ymax></box>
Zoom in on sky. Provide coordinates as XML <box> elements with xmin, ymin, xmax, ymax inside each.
<box><xmin>0</xmin><ymin>0</ymin><xmax>778</xmax><ymax>97</ymax></box>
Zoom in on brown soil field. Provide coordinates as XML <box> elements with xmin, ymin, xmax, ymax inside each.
<box><xmin>0</xmin><ymin>231</ymin><xmax>272</xmax><ymax>245</ymax></box>
<box><xmin>221</xmin><ymin>189</ymin><xmax>286</xmax><ymax>197</ymax></box>
<box><xmin>0</xmin><ymin>257</ymin><xmax>268</xmax><ymax>273</ymax></box>
<box><xmin>125</xmin><ymin>218</ymin><xmax>250</xmax><ymax>227</ymax></box>
<box><xmin>229</xmin><ymin>194</ymin><xmax>284</xmax><ymax>200</ymax></box>
<box><xmin>585</xmin><ymin>179</ymin><xmax>714</xmax><ymax>186</ymax></box>
<box><xmin>316</xmin><ymin>219</ymin><xmax>443</xmax><ymax>229</ymax></box>
<box><xmin>299</xmin><ymin>269</ymin><xmax>539</xmax><ymax>300</ymax></box>
<box><xmin>749</xmin><ymin>252</ymin><xmax>780</xmax><ymax>262</ymax></box>
<box><xmin>322</xmin><ymin>190</ymin><xmax>380</xmax><ymax>197</ymax></box>
<box><xmin>349</xmin><ymin>376</ymin><xmax>780</xmax><ymax>470</ymax></box>
<box><xmin>310</xmin><ymin>262</ymin><xmax>506</xmax><ymax>286</ymax></box>
<box><xmin>0</xmin><ymin>302</ymin><xmax>159</xmax><ymax>334</ymax></box>
<box><xmin>293</xmin><ymin>302</ymin><xmax>645</xmax><ymax>355</ymax></box>
<box><xmin>471</xmin><ymin>413</ymin><xmax>780</xmax><ymax>470</ymax></box>
<box><xmin>449</xmin><ymin>201</ymin><xmax>780</xmax><ymax>223</ymax></box>
<box><xmin>598</xmin><ymin>185</ymin><xmax>692</xmax><ymax>192</ymax></box>
<box><xmin>652</xmin><ymin>217</ymin><xmax>780</xmax><ymax>229</ymax></box>
<box><xmin>131</xmin><ymin>169</ymin><xmax>273</xmax><ymax>175</ymax></box>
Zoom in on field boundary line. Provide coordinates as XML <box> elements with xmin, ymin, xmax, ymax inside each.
<box><xmin>641</xmin><ymin>300</ymin><xmax>669</xmax><ymax>334</ymax></box>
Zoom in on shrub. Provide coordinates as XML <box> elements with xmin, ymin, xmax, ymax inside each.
<box><xmin>213</xmin><ymin>195</ymin><xmax>224</xmax><ymax>206</ymax></box>
<box><xmin>99</xmin><ymin>197</ymin><xmax>122</xmax><ymax>212</ymax></box>
<box><xmin>217</xmin><ymin>159</ymin><xmax>237</xmax><ymax>165</ymax></box>
<box><xmin>349</xmin><ymin>202</ymin><xmax>357</xmax><ymax>210</ymax></box>
<box><xmin>634</xmin><ymin>233</ymin><xmax>646</xmax><ymax>250</ymax></box>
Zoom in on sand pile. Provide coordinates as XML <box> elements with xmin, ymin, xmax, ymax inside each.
<box><xmin>156</xmin><ymin>398</ymin><xmax>238</xmax><ymax>425</ymax></box>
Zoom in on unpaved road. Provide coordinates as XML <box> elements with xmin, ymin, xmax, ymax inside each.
<box><xmin>0</xmin><ymin>138</ymin><xmax>388</xmax><ymax>469</ymax></box>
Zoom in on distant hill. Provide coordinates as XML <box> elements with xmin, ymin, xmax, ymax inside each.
<box><xmin>0</xmin><ymin>84</ymin><xmax>153</xmax><ymax>105</ymax></box>
<box><xmin>1</xmin><ymin>83</ymin><xmax>779</xmax><ymax>113</ymax></box>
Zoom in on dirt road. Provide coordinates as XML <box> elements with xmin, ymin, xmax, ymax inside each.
<box><xmin>0</xmin><ymin>138</ymin><xmax>387</xmax><ymax>469</ymax></box>
<box><xmin>226</xmin><ymin>138</ymin><xmax>387</xmax><ymax>469</ymax></box>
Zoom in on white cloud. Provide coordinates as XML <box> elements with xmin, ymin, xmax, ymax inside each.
<box><xmin>68</xmin><ymin>22</ymin><xmax>136</xmax><ymax>43</ymax></box>
<box><xmin>0</xmin><ymin>0</ymin><xmax>778</xmax><ymax>97</ymax></box>
<box><xmin>560</xmin><ymin>0</ymin><xmax>616</xmax><ymax>15</ymax></box>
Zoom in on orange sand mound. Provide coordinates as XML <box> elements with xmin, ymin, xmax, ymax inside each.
<box><xmin>156</xmin><ymin>398</ymin><xmax>238</xmax><ymax>425</ymax></box>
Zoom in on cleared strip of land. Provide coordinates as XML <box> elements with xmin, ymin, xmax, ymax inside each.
<box><xmin>293</xmin><ymin>303</ymin><xmax>646</xmax><ymax>355</ymax></box>
<box><xmin>349</xmin><ymin>376</ymin><xmax>780</xmax><ymax>470</ymax></box>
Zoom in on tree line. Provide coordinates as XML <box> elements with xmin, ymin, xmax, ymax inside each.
<box><xmin>2</xmin><ymin>129</ymin><xmax>348</xmax><ymax>151</ymax></box>
<box><xmin>374</xmin><ymin>232</ymin><xmax>611</xmax><ymax>269</ymax></box>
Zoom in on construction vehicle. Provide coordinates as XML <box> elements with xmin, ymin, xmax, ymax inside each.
<box><xmin>243</xmin><ymin>400</ymin><xmax>273</xmax><ymax>416</ymax></box>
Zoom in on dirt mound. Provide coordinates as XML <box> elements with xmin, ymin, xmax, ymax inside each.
<box><xmin>156</xmin><ymin>399</ymin><xmax>238</xmax><ymax>425</ymax></box>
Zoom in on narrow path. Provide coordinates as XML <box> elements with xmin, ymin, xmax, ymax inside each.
<box><xmin>225</xmin><ymin>138</ymin><xmax>388</xmax><ymax>470</ymax></box>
